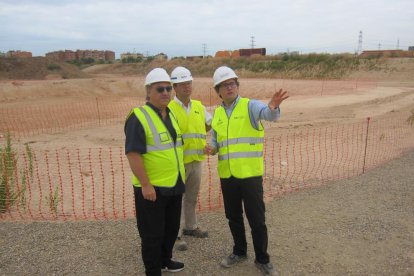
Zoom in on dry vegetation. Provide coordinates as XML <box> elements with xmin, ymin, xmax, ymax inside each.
<box><xmin>2</xmin><ymin>55</ymin><xmax>414</xmax><ymax>81</ymax></box>
<box><xmin>0</xmin><ymin>57</ymin><xmax>89</xmax><ymax>80</ymax></box>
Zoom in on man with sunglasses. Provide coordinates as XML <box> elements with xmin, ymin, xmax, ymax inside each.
<box><xmin>125</xmin><ymin>68</ymin><xmax>185</xmax><ymax>275</ymax></box>
<box><xmin>205</xmin><ymin>66</ymin><xmax>289</xmax><ymax>276</ymax></box>
<box><xmin>168</xmin><ymin>66</ymin><xmax>212</xmax><ymax>251</ymax></box>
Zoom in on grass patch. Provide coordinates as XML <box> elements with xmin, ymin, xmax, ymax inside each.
<box><xmin>0</xmin><ymin>133</ymin><xmax>32</xmax><ymax>213</ymax></box>
<box><xmin>407</xmin><ymin>110</ymin><xmax>414</xmax><ymax>126</ymax></box>
<box><xmin>47</xmin><ymin>63</ymin><xmax>61</xmax><ymax>71</ymax></box>
<box><xmin>45</xmin><ymin>186</ymin><xmax>62</xmax><ymax>215</ymax></box>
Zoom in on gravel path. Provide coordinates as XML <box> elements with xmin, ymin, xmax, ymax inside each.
<box><xmin>1</xmin><ymin>150</ymin><xmax>413</xmax><ymax>276</ymax></box>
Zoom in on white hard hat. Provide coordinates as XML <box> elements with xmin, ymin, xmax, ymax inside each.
<box><xmin>171</xmin><ymin>66</ymin><xmax>193</xmax><ymax>84</ymax></box>
<box><xmin>144</xmin><ymin>68</ymin><xmax>171</xmax><ymax>86</ymax></box>
<box><xmin>213</xmin><ymin>66</ymin><xmax>238</xmax><ymax>87</ymax></box>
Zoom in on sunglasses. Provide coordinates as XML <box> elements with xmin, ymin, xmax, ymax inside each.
<box><xmin>155</xmin><ymin>86</ymin><xmax>173</xmax><ymax>93</ymax></box>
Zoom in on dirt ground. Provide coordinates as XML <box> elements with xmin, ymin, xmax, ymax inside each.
<box><xmin>1</xmin><ymin>59</ymin><xmax>414</xmax><ymax>275</ymax></box>
<box><xmin>1</xmin><ymin>149</ymin><xmax>413</xmax><ymax>275</ymax></box>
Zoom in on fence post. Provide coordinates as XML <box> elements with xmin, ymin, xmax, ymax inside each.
<box><xmin>362</xmin><ymin>117</ymin><xmax>371</xmax><ymax>173</ymax></box>
<box><xmin>209</xmin><ymin>87</ymin><xmax>212</xmax><ymax>108</ymax></box>
<box><xmin>321</xmin><ymin>79</ymin><xmax>325</xmax><ymax>96</ymax></box>
<box><xmin>95</xmin><ymin>97</ymin><xmax>101</xmax><ymax>126</ymax></box>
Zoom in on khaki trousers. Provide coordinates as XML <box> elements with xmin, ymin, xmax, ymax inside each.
<box><xmin>178</xmin><ymin>160</ymin><xmax>202</xmax><ymax>236</ymax></box>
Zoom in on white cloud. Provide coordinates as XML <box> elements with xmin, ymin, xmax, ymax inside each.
<box><xmin>1</xmin><ymin>0</ymin><xmax>413</xmax><ymax>57</ymax></box>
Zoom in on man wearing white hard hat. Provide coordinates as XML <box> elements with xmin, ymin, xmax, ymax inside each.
<box><xmin>125</xmin><ymin>68</ymin><xmax>185</xmax><ymax>275</ymax></box>
<box><xmin>205</xmin><ymin>66</ymin><xmax>289</xmax><ymax>276</ymax></box>
<box><xmin>168</xmin><ymin>66</ymin><xmax>212</xmax><ymax>251</ymax></box>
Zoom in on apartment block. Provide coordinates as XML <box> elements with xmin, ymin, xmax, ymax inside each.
<box><xmin>46</xmin><ymin>49</ymin><xmax>115</xmax><ymax>62</ymax></box>
<box><xmin>6</xmin><ymin>50</ymin><xmax>32</xmax><ymax>58</ymax></box>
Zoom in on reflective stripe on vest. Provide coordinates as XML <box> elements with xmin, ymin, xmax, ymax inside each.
<box><xmin>182</xmin><ymin>133</ymin><xmax>206</xmax><ymax>139</ymax></box>
<box><xmin>212</xmin><ymin>97</ymin><xmax>264</xmax><ymax>179</ymax></box>
<box><xmin>218</xmin><ymin>151</ymin><xmax>263</xmax><ymax>161</ymax></box>
<box><xmin>127</xmin><ymin>106</ymin><xmax>185</xmax><ymax>188</ymax></box>
<box><xmin>138</xmin><ymin>107</ymin><xmax>183</xmax><ymax>152</ymax></box>
<box><xmin>218</xmin><ymin>137</ymin><xmax>264</xmax><ymax>148</ymax></box>
<box><xmin>168</xmin><ymin>100</ymin><xmax>206</xmax><ymax>163</ymax></box>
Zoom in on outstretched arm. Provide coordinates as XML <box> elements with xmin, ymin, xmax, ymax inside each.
<box><xmin>249</xmin><ymin>88</ymin><xmax>289</xmax><ymax>125</ymax></box>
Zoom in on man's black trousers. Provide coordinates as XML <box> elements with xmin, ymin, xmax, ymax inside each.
<box><xmin>134</xmin><ymin>186</ymin><xmax>182</xmax><ymax>276</ymax></box>
<box><xmin>220</xmin><ymin>175</ymin><xmax>270</xmax><ymax>264</ymax></box>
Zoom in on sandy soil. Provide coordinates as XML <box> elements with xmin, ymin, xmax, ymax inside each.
<box><xmin>1</xmin><ymin>65</ymin><xmax>414</xmax><ymax>275</ymax></box>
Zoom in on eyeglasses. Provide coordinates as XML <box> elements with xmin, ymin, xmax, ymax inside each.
<box><xmin>220</xmin><ymin>82</ymin><xmax>237</xmax><ymax>89</ymax></box>
<box><xmin>155</xmin><ymin>86</ymin><xmax>173</xmax><ymax>93</ymax></box>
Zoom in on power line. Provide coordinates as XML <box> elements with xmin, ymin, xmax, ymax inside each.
<box><xmin>250</xmin><ymin>36</ymin><xmax>256</xmax><ymax>49</ymax></box>
<box><xmin>202</xmin><ymin>43</ymin><xmax>207</xmax><ymax>58</ymax></box>
<box><xmin>357</xmin><ymin>30</ymin><xmax>363</xmax><ymax>54</ymax></box>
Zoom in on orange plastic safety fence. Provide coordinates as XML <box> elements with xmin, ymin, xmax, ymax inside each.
<box><xmin>0</xmin><ymin>79</ymin><xmax>378</xmax><ymax>139</ymax></box>
<box><xmin>1</xmin><ymin>113</ymin><xmax>413</xmax><ymax>221</ymax></box>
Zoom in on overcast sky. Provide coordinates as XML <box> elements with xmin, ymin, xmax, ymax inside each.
<box><xmin>1</xmin><ymin>0</ymin><xmax>413</xmax><ymax>58</ymax></box>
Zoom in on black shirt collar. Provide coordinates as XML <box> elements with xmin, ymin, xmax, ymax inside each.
<box><xmin>145</xmin><ymin>102</ymin><xmax>170</xmax><ymax>117</ymax></box>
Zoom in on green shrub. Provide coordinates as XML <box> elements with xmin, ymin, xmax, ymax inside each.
<box><xmin>47</xmin><ymin>63</ymin><xmax>61</xmax><ymax>71</ymax></box>
<box><xmin>407</xmin><ymin>110</ymin><xmax>414</xmax><ymax>126</ymax></box>
<box><xmin>0</xmin><ymin>133</ymin><xmax>31</xmax><ymax>213</ymax></box>
<box><xmin>45</xmin><ymin>186</ymin><xmax>62</xmax><ymax>214</ymax></box>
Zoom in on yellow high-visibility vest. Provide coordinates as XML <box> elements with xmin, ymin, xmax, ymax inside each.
<box><xmin>168</xmin><ymin>100</ymin><xmax>206</xmax><ymax>164</ymax></box>
<box><xmin>127</xmin><ymin>106</ymin><xmax>185</xmax><ymax>187</ymax></box>
<box><xmin>212</xmin><ymin>98</ymin><xmax>264</xmax><ymax>179</ymax></box>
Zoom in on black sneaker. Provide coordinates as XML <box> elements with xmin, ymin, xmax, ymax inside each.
<box><xmin>254</xmin><ymin>260</ymin><xmax>279</xmax><ymax>276</ymax></box>
<box><xmin>161</xmin><ymin>260</ymin><xmax>184</xmax><ymax>273</ymax></box>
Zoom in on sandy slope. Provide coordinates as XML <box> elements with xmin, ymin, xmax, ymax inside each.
<box><xmin>1</xmin><ymin>74</ymin><xmax>413</xmax><ymax>149</ymax></box>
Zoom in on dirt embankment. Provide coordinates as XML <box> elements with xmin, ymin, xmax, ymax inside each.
<box><xmin>348</xmin><ymin>58</ymin><xmax>414</xmax><ymax>84</ymax></box>
<box><xmin>2</xmin><ymin>56</ymin><xmax>414</xmax><ymax>82</ymax></box>
<box><xmin>0</xmin><ymin>57</ymin><xmax>89</xmax><ymax>80</ymax></box>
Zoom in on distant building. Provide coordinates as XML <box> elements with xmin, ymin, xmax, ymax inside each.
<box><xmin>215</xmin><ymin>50</ymin><xmax>232</xmax><ymax>58</ymax></box>
<box><xmin>409</xmin><ymin>46</ymin><xmax>414</xmax><ymax>52</ymax></box>
<box><xmin>104</xmin><ymin>50</ymin><xmax>115</xmax><ymax>61</ymax></box>
<box><xmin>186</xmin><ymin>56</ymin><xmax>203</xmax><ymax>61</ymax></box>
<box><xmin>239</xmin><ymin>48</ymin><xmax>266</xmax><ymax>57</ymax></box>
<box><xmin>46</xmin><ymin>50</ymin><xmax>76</xmax><ymax>61</ymax></box>
<box><xmin>215</xmin><ymin>48</ymin><xmax>265</xmax><ymax>58</ymax></box>
<box><xmin>360</xmin><ymin>50</ymin><xmax>414</xmax><ymax>58</ymax></box>
<box><xmin>214</xmin><ymin>50</ymin><xmax>240</xmax><ymax>58</ymax></box>
<box><xmin>77</xmin><ymin>50</ymin><xmax>105</xmax><ymax>60</ymax></box>
<box><xmin>46</xmin><ymin>49</ymin><xmax>115</xmax><ymax>62</ymax></box>
<box><xmin>6</xmin><ymin>50</ymin><xmax>32</xmax><ymax>58</ymax></box>
<box><xmin>154</xmin><ymin>53</ymin><xmax>168</xmax><ymax>61</ymax></box>
<box><xmin>120</xmin><ymin>52</ymin><xmax>144</xmax><ymax>60</ymax></box>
